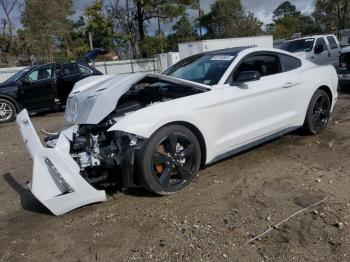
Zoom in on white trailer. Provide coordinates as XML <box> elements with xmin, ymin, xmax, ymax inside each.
<box><xmin>178</xmin><ymin>35</ymin><xmax>273</xmax><ymax>59</ymax></box>
<box><xmin>157</xmin><ymin>52</ymin><xmax>180</xmax><ymax>71</ymax></box>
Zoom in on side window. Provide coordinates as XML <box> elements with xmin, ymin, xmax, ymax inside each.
<box><xmin>279</xmin><ymin>54</ymin><xmax>302</xmax><ymax>72</ymax></box>
<box><xmin>61</xmin><ymin>63</ymin><xmax>80</xmax><ymax>77</ymax></box>
<box><xmin>234</xmin><ymin>54</ymin><xmax>281</xmax><ymax>81</ymax></box>
<box><xmin>78</xmin><ymin>65</ymin><xmax>92</xmax><ymax>75</ymax></box>
<box><xmin>326</xmin><ymin>36</ymin><xmax>338</xmax><ymax>49</ymax></box>
<box><xmin>27</xmin><ymin>66</ymin><xmax>52</xmax><ymax>81</ymax></box>
<box><xmin>315</xmin><ymin>37</ymin><xmax>328</xmax><ymax>51</ymax></box>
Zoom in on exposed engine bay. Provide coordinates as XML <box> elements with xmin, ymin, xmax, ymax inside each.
<box><xmin>51</xmin><ymin>76</ymin><xmax>205</xmax><ymax>190</ymax></box>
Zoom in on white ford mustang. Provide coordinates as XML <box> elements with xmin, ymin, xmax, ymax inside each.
<box><xmin>17</xmin><ymin>47</ymin><xmax>338</xmax><ymax>215</ymax></box>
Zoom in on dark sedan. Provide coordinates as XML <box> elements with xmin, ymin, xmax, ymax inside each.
<box><xmin>0</xmin><ymin>62</ymin><xmax>102</xmax><ymax>123</ymax></box>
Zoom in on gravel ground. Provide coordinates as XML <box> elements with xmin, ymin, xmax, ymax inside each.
<box><xmin>0</xmin><ymin>93</ymin><xmax>350</xmax><ymax>262</ymax></box>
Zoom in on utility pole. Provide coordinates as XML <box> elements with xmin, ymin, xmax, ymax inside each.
<box><xmin>157</xmin><ymin>8</ymin><xmax>164</xmax><ymax>54</ymax></box>
<box><xmin>89</xmin><ymin>32</ymin><xmax>94</xmax><ymax>50</ymax></box>
<box><xmin>198</xmin><ymin>0</ymin><xmax>203</xmax><ymax>39</ymax></box>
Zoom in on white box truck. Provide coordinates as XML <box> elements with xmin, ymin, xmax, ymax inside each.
<box><xmin>178</xmin><ymin>35</ymin><xmax>273</xmax><ymax>59</ymax></box>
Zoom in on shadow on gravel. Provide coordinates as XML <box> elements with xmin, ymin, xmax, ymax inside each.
<box><xmin>105</xmin><ymin>186</ymin><xmax>160</xmax><ymax>199</ymax></box>
<box><xmin>3</xmin><ymin>173</ymin><xmax>51</xmax><ymax>215</ymax></box>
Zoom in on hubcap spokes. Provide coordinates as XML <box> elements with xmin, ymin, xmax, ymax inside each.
<box><xmin>0</xmin><ymin>103</ymin><xmax>12</xmax><ymax>121</ymax></box>
<box><xmin>152</xmin><ymin>133</ymin><xmax>195</xmax><ymax>187</ymax></box>
<box><xmin>312</xmin><ymin>95</ymin><xmax>330</xmax><ymax>130</ymax></box>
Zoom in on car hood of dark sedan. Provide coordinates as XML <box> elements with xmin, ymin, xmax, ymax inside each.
<box><xmin>0</xmin><ymin>81</ymin><xmax>16</xmax><ymax>89</ymax></box>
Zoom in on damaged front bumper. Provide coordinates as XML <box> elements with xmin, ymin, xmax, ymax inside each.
<box><xmin>16</xmin><ymin>110</ymin><xmax>106</xmax><ymax>215</ymax></box>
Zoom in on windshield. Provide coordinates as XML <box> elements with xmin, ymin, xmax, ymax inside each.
<box><xmin>163</xmin><ymin>53</ymin><xmax>235</xmax><ymax>85</ymax></box>
<box><xmin>280</xmin><ymin>38</ymin><xmax>315</xmax><ymax>53</ymax></box>
<box><xmin>3</xmin><ymin>67</ymin><xmax>32</xmax><ymax>83</ymax></box>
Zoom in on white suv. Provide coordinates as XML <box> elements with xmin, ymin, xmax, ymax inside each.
<box><xmin>280</xmin><ymin>35</ymin><xmax>340</xmax><ymax>67</ymax></box>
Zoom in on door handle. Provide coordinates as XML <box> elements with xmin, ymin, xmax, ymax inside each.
<box><xmin>283</xmin><ymin>82</ymin><xmax>294</xmax><ymax>88</ymax></box>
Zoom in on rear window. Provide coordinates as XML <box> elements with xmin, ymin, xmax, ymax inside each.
<box><xmin>327</xmin><ymin>36</ymin><xmax>338</xmax><ymax>49</ymax></box>
<box><xmin>279</xmin><ymin>54</ymin><xmax>302</xmax><ymax>72</ymax></box>
<box><xmin>78</xmin><ymin>65</ymin><xmax>92</xmax><ymax>75</ymax></box>
<box><xmin>61</xmin><ymin>64</ymin><xmax>80</xmax><ymax>77</ymax></box>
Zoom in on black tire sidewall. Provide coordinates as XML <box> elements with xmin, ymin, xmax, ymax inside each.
<box><xmin>303</xmin><ymin>89</ymin><xmax>331</xmax><ymax>135</ymax></box>
<box><xmin>0</xmin><ymin>99</ymin><xmax>16</xmax><ymax>123</ymax></box>
<box><xmin>136</xmin><ymin>125</ymin><xmax>201</xmax><ymax>195</ymax></box>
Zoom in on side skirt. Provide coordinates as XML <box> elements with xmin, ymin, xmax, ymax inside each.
<box><xmin>208</xmin><ymin>126</ymin><xmax>300</xmax><ymax>165</ymax></box>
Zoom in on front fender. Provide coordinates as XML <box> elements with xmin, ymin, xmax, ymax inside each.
<box><xmin>108</xmin><ymin>112</ymin><xmax>204</xmax><ymax>139</ymax></box>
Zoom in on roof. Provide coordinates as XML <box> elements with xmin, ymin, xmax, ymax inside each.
<box><xmin>285</xmin><ymin>34</ymin><xmax>337</xmax><ymax>42</ymax></box>
<box><xmin>204</xmin><ymin>46</ymin><xmax>252</xmax><ymax>56</ymax></box>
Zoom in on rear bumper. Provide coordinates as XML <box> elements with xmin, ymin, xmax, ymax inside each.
<box><xmin>16</xmin><ymin>110</ymin><xmax>106</xmax><ymax>215</ymax></box>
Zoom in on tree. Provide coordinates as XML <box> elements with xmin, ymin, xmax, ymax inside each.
<box><xmin>273</xmin><ymin>1</ymin><xmax>300</xmax><ymax>21</ymax></box>
<box><xmin>84</xmin><ymin>1</ymin><xmax>115</xmax><ymax>50</ymax></box>
<box><xmin>269</xmin><ymin>1</ymin><xmax>318</xmax><ymax>39</ymax></box>
<box><xmin>133</xmin><ymin>0</ymin><xmax>197</xmax><ymax>57</ymax></box>
<box><xmin>199</xmin><ymin>0</ymin><xmax>262</xmax><ymax>39</ymax></box>
<box><xmin>313</xmin><ymin>0</ymin><xmax>350</xmax><ymax>35</ymax></box>
<box><xmin>0</xmin><ymin>0</ymin><xmax>18</xmax><ymax>53</ymax></box>
<box><xmin>21</xmin><ymin>0</ymin><xmax>75</xmax><ymax>63</ymax></box>
<box><xmin>172</xmin><ymin>14</ymin><xmax>196</xmax><ymax>43</ymax></box>
<box><xmin>106</xmin><ymin>0</ymin><xmax>139</xmax><ymax>59</ymax></box>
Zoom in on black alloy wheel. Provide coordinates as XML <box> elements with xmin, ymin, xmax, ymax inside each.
<box><xmin>303</xmin><ymin>89</ymin><xmax>331</xmax><ymax>135</ymax></box>
<box><xmin>312</xmin><ymin>94</ymin><xmax>331</xmax><ymax>131</ymax></box>
<box><xmin>136</xmin><ymin>125</ymin><xmax>201</xmax><ymax>195</ymax></box>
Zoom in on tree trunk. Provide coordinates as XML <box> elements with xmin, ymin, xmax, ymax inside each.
<box><xmin>135</xmin><ymin>0</ymin><xmax>147</xmax><ymax>57</ymax></box>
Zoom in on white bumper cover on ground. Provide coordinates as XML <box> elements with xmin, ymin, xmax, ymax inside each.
<box><xmin>16</xmin><ymin>110</ymin><xmax>106</xmax><ymax>215</ymax></box>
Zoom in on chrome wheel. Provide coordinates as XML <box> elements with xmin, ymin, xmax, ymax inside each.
<box><xmin>0</xmin><ymin>102</ymin><xmax>13</xmax><ymax>121</ymax></box>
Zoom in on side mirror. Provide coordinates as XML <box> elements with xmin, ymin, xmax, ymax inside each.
<box><xmin>233</xmin><ymin>71</ymin><xmax>261</xmax><ymax>86</ymax></box>
<box><xmin>21</xmin><ymin>77</ymin><xmax>32</xmax><ymax>85</ymax></box>
<box><xmin>314</xmin><ymin>44</ymin><xmax>324</xmax><ymax>54</ymax></box>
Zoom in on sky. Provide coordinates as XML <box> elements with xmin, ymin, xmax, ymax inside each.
<box><xmin>1</xmin><ymin>0</ymin><xmax>315</xmax><ymax>34</ymax></box>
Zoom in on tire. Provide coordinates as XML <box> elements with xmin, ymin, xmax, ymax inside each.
<box><xmin>136</xmin><ymin>124</ymin><xmax>201</xmax><ymax>195</ymax></box>
<box><xmin>303</xmin><ymin>89</ymin><xmax>331</xmax><ymax>135</ymax></box>
<box><xmin>0</xmin><ymin>99</ymin><xmax>16</xmax><ymax>124</ymax></box>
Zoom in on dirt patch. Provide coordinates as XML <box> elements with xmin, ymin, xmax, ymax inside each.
<box><xmin>0</xmin><ymin>95</ymin><xmax>350</xmax><ymax>261</ymax></box>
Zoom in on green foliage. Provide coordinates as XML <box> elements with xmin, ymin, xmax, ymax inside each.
<box><xmin>134</xmin><ymin>0</ymin><xmax>197</xmax><ymax>57</ymax></box>
<box><xmin>21</xmin><ymin>0</ymin><xmax>75</xmax><ymax>63</ymax></box>
<box><xmin>269</xmin><ymin>1</ymin><xmax>318</xmax><ymax>39</ymax></box>
<box><xmin>273</xmin><ymin>1</ymin><xmax>300</xmax><ymax>21</ymax></box>
<box><xmin>106</xmin><ymin>0</ymin><xmax>139</xmax><ymax>59</ymax></box>
<box><xmin>84</xmin><ymin>0</ymin><xmax>115</xmax><ymax>49</ymax></box>
<box><xmin>199</xmin><ymin>0</ymin><xmax>262</xmax><ymax>39</ymax></box>
<box><xmin>140</xmin><ymin>35</ymin><xmax>168</xmax><ymax>57</ymax></box>
<box><xmin>312</xmin><ymin>0</ymin><xmax>350</xmax><ymax>33</ymax></box>
<box><xmin>6</xmin><ymin>0</ymin><xmax>350</xmax><ymax>65</ymax></box>
<box><xmin>172</xmin><ymin>14</ymin><xmax>197</xmax><ymax>43</ymax></box>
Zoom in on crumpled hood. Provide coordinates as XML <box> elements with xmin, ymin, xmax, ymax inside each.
<box><xmin>65</xmin><ymin>73</ymin><xmax>210</xmax><ymax>125</ymax></box>
<box><xmin>65</xmin><ymin>73</ymin><xmax>146</xmax><ymax>124</ymax></box>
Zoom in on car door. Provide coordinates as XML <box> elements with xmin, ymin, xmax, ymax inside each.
<box><xmin>313</xmin><ymin>37</ymin><xmax>331</xmax><ymax>65</ymax></box>
<box><xmin>56</xmin><ymin>63</ymin><xmax>82</xmax><ymax>104</ymax></box>
<box><xmin>326</xmin><ymin>35</ymin><xmax>340</xmax><ymax>66</ymax></box>
<box><xmin>218</xmin><ymin>53</ymin><xmax>300</xmax><ymax>153</ymax></box>
<box><xmin>20</xmin><ymin>64</ymin><xmax>56</xmax><ymax>110</ymax></box>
